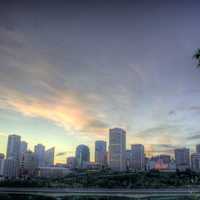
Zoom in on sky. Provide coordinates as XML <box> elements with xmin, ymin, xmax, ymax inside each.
<box><xmin>0</xmin><ymin>0</ymin><xmax>200</xmax><ymax>163</ymax></box>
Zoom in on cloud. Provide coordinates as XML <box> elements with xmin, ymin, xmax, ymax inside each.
<box><xmin>187</xmin><ymin>133</ymin><xmax>200</xmax><ymax>140</ymax></box>
<box><xmin>56</xmin><ymin>152</ymin><xmax>68</xmax><ymax>157</ymax></box>
<box><xmin>0</xmin><ymin>87</ymin><xmax>108</xmax><ymax>137</ymax></box>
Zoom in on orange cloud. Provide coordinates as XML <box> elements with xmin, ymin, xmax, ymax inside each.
<box><xmin>0</xmin><ymin>87</ymin><xmax>108</xmax><ymax>136</ymax></box>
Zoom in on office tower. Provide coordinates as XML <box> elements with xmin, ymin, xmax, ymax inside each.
<box><xmin>6</xmin><ymin>134</ymin><xmax>21</xmax><ymax>161</ymax></box>
<box><xmin>131</xmin><ymin>144</ymin><xmax>145</xmax><ymax>171</ymax></box>
<box><xmin>109</xmin><ymin>128</ymin><xmax>126</xmax><ymax>171</ymax></box>
<box><xmin>75</xmin><ymin>145</ymin><xmax>90</xmax><ymax>168</ymax></box>
<box><xmin>34</xmin><ymin>144</ymin><xmax>45</xmax><ymax>167</ymax></box>
<box><xmin>0</xmin><ymin>157</ymin><xmax>4</xmax><ymax>176</ymax></box>
<box><xmin>66</xmin><ymin>157</ymin><xmax>76</xmax><ymax>169</ymax></box>
<box><xmin>196</xmin><ymin>144</ymin><xmax>200</xmax><ymax>154</ymax></box>
<box><xmin>175</xmin><ymin>148</ymin><xmax>190</xmax><ymax>171</ymax></box>
<box><xmin>3</xmin><ymin>158</ymin><xmax>18</xmax><ymax>179</ymax></box>
<box><xmin>45</xmin><ymin>147</ymin><xmax>55</xmax><ymax>166</ymax></box>
<box><xmin>191</xmin><ymin>153</ymin><xmax>200</xmax><ymax>172</ymax></box>
<box><xmin>20</xmin><ymin>141</ymin><xmax>28</xmax><ymax>155</ymax></box>
<box><xmin>21</xmin><ymin>151</ymin><xmax>37</xmax><ymax>176</ymax></box>
<box><xmin>126</xmin><ymin>150</ymin><xmax>132</xmax><ymax>170</ymax></box>
<box><xmin>95</xmin><ymin>141</ymin><xmax>107</xmax><ymax>166</ymax></box>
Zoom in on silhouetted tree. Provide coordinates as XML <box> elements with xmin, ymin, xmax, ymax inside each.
<box><xmin>193</xmin><ymin>48</ymin><xmax>200</xmax><ymax>67</ymax></box>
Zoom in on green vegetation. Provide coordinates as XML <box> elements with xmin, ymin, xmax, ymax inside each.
<box><xmin>1</xmin><ymin>170</ymin><xmax>200</xmax><ymax>188</ymax></box>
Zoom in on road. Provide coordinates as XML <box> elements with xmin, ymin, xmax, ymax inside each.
<box><xmin>0</xmin><ymin>187</ymin><xmax>200</xmax><ymax>197</ymax></box>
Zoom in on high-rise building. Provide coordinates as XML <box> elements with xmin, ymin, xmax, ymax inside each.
<box><xmin>175</xmin><ymin>148</ymin><xmax>190</xmax><ymax>171</ymax></box>
<box><xmin>6</xmin><ymin>134</ymin><xmax>21</xmax><ymax>161</ymax></box>
<box><xmin>109</xmin><ymin>128</ymin><xmax>126</xmax><ymax>171</ymax></box>
<box><xmin>0</xmin><ymin>157</ymin><xmax>4</xmax><ymax>176</ymax></box>
<box><xmin>21</xmin><ymin>151</ymin><xmax>37</xmax><ymax>176</ymax></box>
<box><xmin>131</xmin><ymin>144</ymin><xmax>145</xmax><ymax>171</ymax></box>
<box><xmin>34</xmin><ymin>144</ymin><xmax>45</xmax><ymax>167</ymax></box>
<box><xmin>75</xmin><ymin>145</ymin><xmax>90</xmax><ymax>168</ymax></box>
<box><xmin>191</xmin><ymin>153</ymin><xmax>200</xmax><ymax>172</ymax></box>
<box><xmin>20</xmin><ymin>141</ymin><xmax>28</xmax><ymax>155</ymax></box>
<box><xmin>45</xmin><ymin>147</ymin><xmax>55</xmax><ymax>167</ymax></box>
<box><xmin>95</xmin><ymin>141</ymin><xmax>107</xmax><ymax>167</ymax></box>
<box><xmin>196</xmin><ymin>144</ymin><xmax>200</xmax><ymax>154</ymax></box>
<box><xmin>3</xmin><ymin>158</ymin><xmax>18</xmax><ymax>179</ymax></box>
<box><xmin>125</xmin><ymin>150</ymin><xmax>132</xmax><ymax>170</ymax></box>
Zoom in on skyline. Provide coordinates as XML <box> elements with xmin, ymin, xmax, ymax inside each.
<box><xmin>1</xmin><ymin>1</ymin><xmax>200</xmax><ymax>163</ymax></box>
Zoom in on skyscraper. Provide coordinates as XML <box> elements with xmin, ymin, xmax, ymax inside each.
<box><xmin>95</xmin><ymin>141</ymin><xmax>107</xmax><ymax>167</ymax></box>
<box><xmin>21</xmin><ymin>151</ymin><xmax>37</xmax><ymax>176</ymax></box>
<box><xmin>109</xmin><ymin>128</ymin><xmax>126</xmax><ymax>171</ymax></box>
<box><xmin>34</xmin><ymin>144</ymin><xmax>45</xmax><ymax>167</ymax></box>
<box><xmin>131</xmin><ymin>144</ymin><xmax>145</xmax><ymax>171</ymax></box>
<box><xmin>3</xmin><ymin>158</ymin><xmax>18</xmax><ymax>179</ymax></box>
<box><xmin>6</xmin><ymin>135</ymin><xmax>21</xmax><ymax>161</ymax></box>
<box><xmin>196</xmin><ymin>144</ymin><xmax>200</xmax><ymax>154</ymax></box>
<box><xmin>75</xmin><ymin>145</ymin><xmax>90</xmax><ymax>168</ymax></box>
<box><xmin>191</xmin><ymin>153</ymin><xmax>200</xmax><ymax>172</ymax></box>
<box><xmin>45</xmin><ymin>147</ymin><xmax>55</xmax><ymax>167</ymax></box>
<box><xmin>175</xmin><ymin>148</ymin><xmax>190</xmax><ymax>171</ymax></box>
<box><xmin>20</xmin><ymin>141</ymin><xmax>28</xmax><ymax>155</ymax></box>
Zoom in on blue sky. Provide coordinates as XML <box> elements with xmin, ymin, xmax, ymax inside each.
<box><xmin>0</xmin><ymin>0</ymin><xmax>200</xmax><ymax>162</ymax></box>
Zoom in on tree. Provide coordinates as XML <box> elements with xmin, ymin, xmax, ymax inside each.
<box><xmin>193</xmin><ymin>48</ymin><xmax>200</xmax><ymax>67</ymax></box>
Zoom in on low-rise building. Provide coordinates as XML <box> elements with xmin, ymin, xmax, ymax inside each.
<box><xmin>37</xmin><ymin>167</ymin><xmax>71</xmax><ymax>178</ymax></box>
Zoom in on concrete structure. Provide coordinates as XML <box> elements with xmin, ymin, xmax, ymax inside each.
<box><xmin>175</xmin><ymin>148</ymin><xmax>190</xmax><ymax>171</ymax></box>
<box><xmin>34</xmin><ymin>144</ymin><xmax>45</xmax><ymax>167</ymax></box>
<box><xmin>125</xmin><ymin>150</ymin><xmax>131</xmax><ymax>169</ymax></box>
<box><xmin>109</xmin><ymin>128</ymin><xmax>126</xmax><ymax>171</ymax></box>
<box><xmin>95</xmin><ymin>140</ymin><xmax>107</xmax><ymax>167</ymax></box>
<box><xmin>66</xmin><ymin>157</ymin><xmax>76</xmax><ymax>169</ymax></box>
<box><xmin>45</xmin><ymin>147</ymin><xmax>55</xmax><ymax>167</ymax></box>
<box><xmin>6</xmin><ymin>134</ymin><xmax>21</xmax><ymax>161</ymax></box>
<box><xmin>191</xmin><ymin>153</ymin><xmax>200</xmax><ymax>172</ymax></box>
<box><xmin>21</xmin><ymin>151</ymin><xmax>37</xmax><ymax>177</ymax></box>
<box><xmin>37</xmin><ymin>167</ymin><xmax>71</xmax><ymax>178</ymax></box>
<box><xmin>75</xmin><ymin>145</ymin><xmax>90</xmax><ymax>168</ymax></box>
<box><xmin>196</xmin><ymin>144</ymin><xmax>200</xmax><ymax>154</ymax></box>
<box><xmin>0</xmin><ymin>158</ymin><xmax>4</xmax><ymax>176</ymax></box>
<box><xmin>20</xmin><ymin>141</ymin><xmax>28</xmax><ymax>154</ymax></box>
<box><xmin>3</xmin><ymin>158</ymin><xmax>18</xmax><ymax>179</ymax></box>
<box><xmin>131</xmin><ymin>144</ymin><xmax>145</xmax><ymax>171</ymax></box>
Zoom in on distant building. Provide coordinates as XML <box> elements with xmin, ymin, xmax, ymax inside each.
<box><xmin>196</xmin><ymin>144</ymin><xmax>200</xmax><ymax>154</ymax></box>
<box><xmin>151</xmin><ymin>155</ymin><xmax>171</xmax><ymax>164</ymax></box>
<box><xmin>21</xmin><ymin>151</ymin><xmax>37</xmax><ymax>177</ymax></box>
<box><xmin>109</xmin><ymin>128</ymin><xmax>126</xmax><ymax>171</ymax></box>
<box><xmin>66</xmin><ymin>157</ymin><xmax>76</xmax><ymax>169</ymax></box>
<box><xmin>191</xmin><ymin>153</ymin><xmax>200</xmax><ymax>172</ymax></box>
<box><xmin>34</xmin><ymin>144</ymin><xmax>45</xmax><ymax>167</ymax></box>
<box><xmin>6</xmin><ymin>134</ymin><xmax>21</xmax><ymax>161</ymax></box>
<box><xmin>75</xmin><ymin>145</ymin><xmax>90</xmax><ymax>168</ymax></box>
<box><xmin>20</xmin><ymin>141</ymin><xmax>28</xmax><ymax>155</ymax></box>
<box><xmin>95</xmin><ymin>141</ymin><xmax>107</xmax><ymax>167</ymax></box>
<box><xmin>125</xmin><ymin>150</ymin><xmax>132</xmax><ymax>170</ymax></box>
<box><xmin>37</xmin><ymin>167</ymin><xmax>71</xmax><ymax>178</ymax></box>
<box><xmin>175</xmin><ymin>148</ymin><xmax>190</xmax><ymax>171</ymax></box>
<box><xmin>45</xmin><ymin>147</ymin><xmax>55</xmax><ymax>167</ymax></box>
<box><xmin>3</xmin><ymin>158</ymin><xmax>18</xmax><ymax>179</ymax></box>
<box><xmin>0</xmin><ymin>153</ymin><xmax>5</xmax><ymax>159</ymax></box>
<box><xmin>0</xmin><ymin>158</ymin><xmax>4</xmax><ymax>176</ymax></box>
<box><xmin>131</xmin><ymin>144</ymin><xmax>145</xmax><ymax>171</ymax></box>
